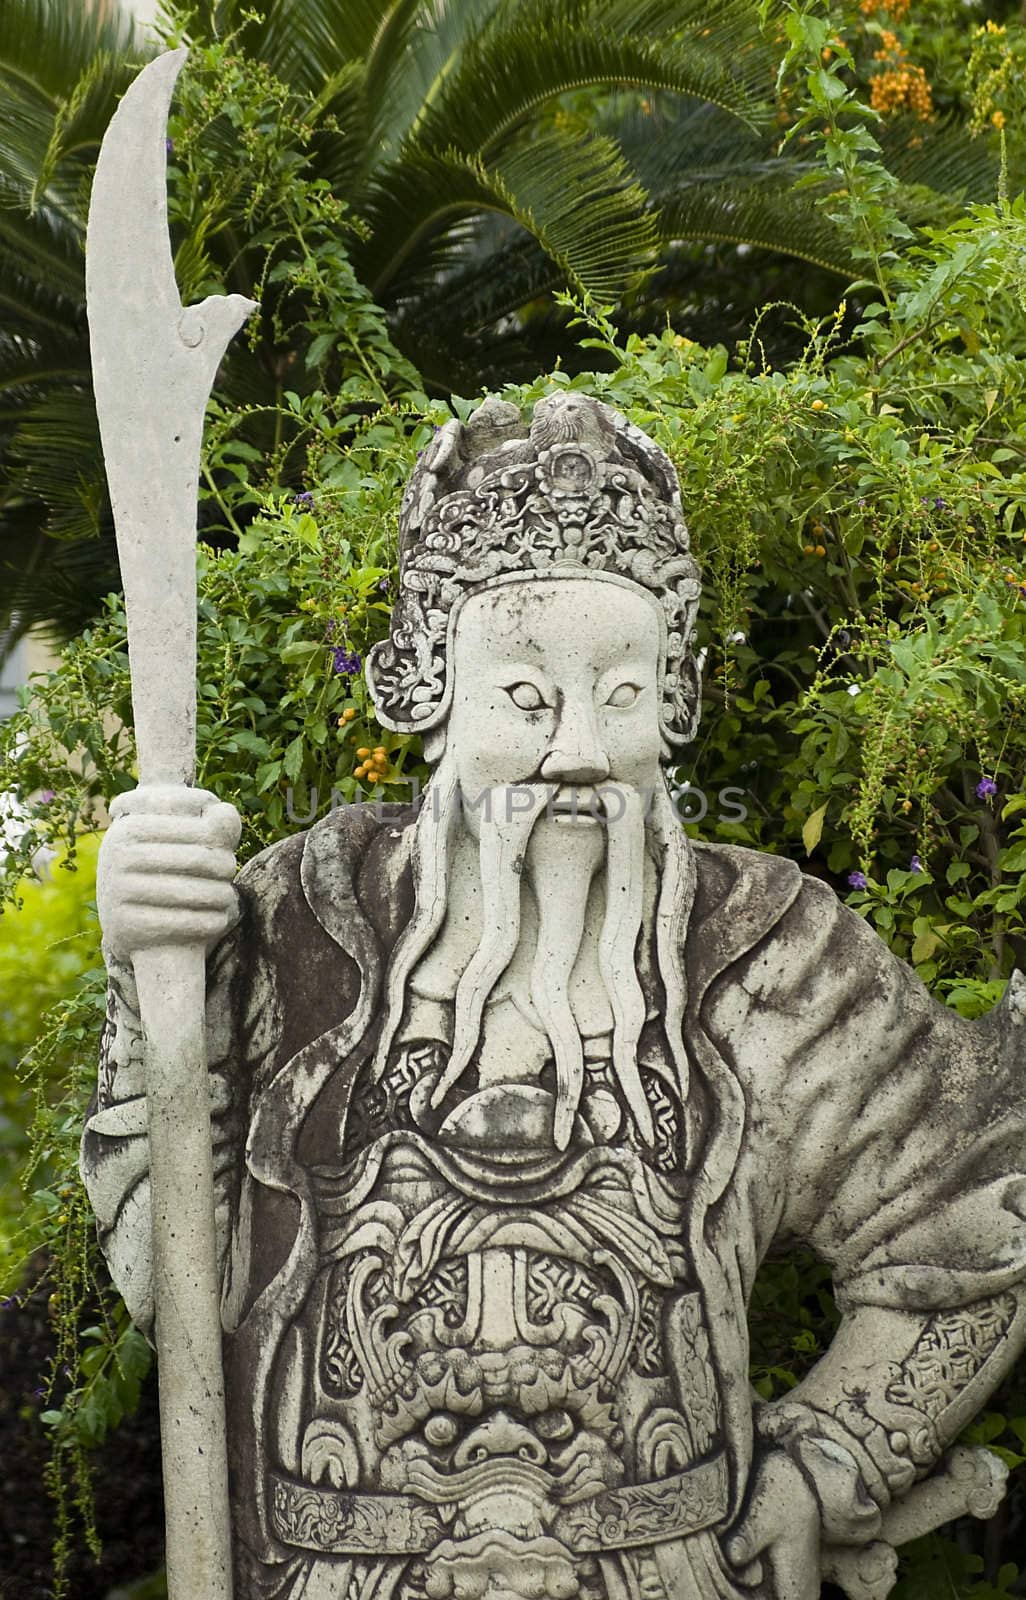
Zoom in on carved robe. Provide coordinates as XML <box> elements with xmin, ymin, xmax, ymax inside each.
<box><xmin>82</xmin><ymin>804</ymin><xmax>1026</xmax><ymax>1600</ymax></box>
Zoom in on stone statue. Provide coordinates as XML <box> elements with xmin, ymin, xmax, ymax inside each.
<box><xmin>83</xmin><ymin>391</ymin><xmax>1026</xmax><ymax>1600</ymax></box>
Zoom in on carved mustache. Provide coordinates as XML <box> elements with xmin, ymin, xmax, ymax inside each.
<box><xmin>406</xmin><ymin>1457</ymin><xmax>552</xmax><ymax>1505</ymax></box>
<box><xmin>404</xmin><ymin>1441</ymin><xmax>613</xmax><ymax>1506</ymax></box>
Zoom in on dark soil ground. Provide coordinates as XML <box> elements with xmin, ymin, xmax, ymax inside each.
<box><xmin>0</xmin><ymin>1269</ymin><xmax>164</xmax><ymax>1600</ymax></box>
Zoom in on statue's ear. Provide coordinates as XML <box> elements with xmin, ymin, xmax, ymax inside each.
<box><xmin>663</xmin><ymin>651</ymin><xmax>702</xmax><ymax>746</ymax></box>
<box><xmin>423</xmin><ymin>726</ymin><xmax>447</xmax><ymax>762</ymax></box>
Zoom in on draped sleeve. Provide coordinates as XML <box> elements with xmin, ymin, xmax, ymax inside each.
<box><xmin>703</xmin><ymin>871</ymin><xmax>1026</xmax><ymax>1311</ymax></box>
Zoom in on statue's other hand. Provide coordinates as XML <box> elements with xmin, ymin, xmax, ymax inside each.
<box><xmin>98</xmin><ymin>785</ymin><xmax>242</xmax><ymax>962</ymax></box>
<box><xmin>725</xmin><ymin>1450</ymin><xmax>821</xmax><ymax>1600</ymax></box>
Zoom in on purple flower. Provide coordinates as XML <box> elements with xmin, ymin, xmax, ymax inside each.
<box><xmin>292</xmin><ymin>490</ymin><xmax>315</xmax><ymax>509</ymax></box>
<box><xmin>1</xmin><ymin>1297</ymin><xmax>15</xmax><ymax>1311</ymax></box>
<box><xmin>910</xmin><ymin>854</ymin><xmax>923</xmax><ymax>873</ymax></box>
<box><xmin>32</xmin><ymin>1387</ymin><xmax>45</xmax><ymax>1399</ymax></box>
<box><xmin>165</xmin><ymin>137</ymin><xmax>174</xmax><ymax>156</ymax></box>
<box><xmin>857</xmin><ymin>498</ymin><xmax>867</xmax><ymax>507</ymax></box>
<box><xmin>332</xmin><ymin>648</ymin><xmax>362</xmax><ymax>677</ymax></box>
<box><xmin>848</xmin><ymin>870</ymin><xmax>868</xmax><ymax>889</ymax></box>
<box><xmin>38</xmin><ymin>789</ymin><xmax>54</xmax><ymax>805</ymax></box>
<box><xmin>976</xmin><ymin>776</ymin><xmax>998</xmax><ymax>798</ymax></box>
<box><xmin>379</xmin><ymin>578</ymin><xmax>390</xmax><ymax>593</ymax></box>
<box><xmin>934</xmin><ymin>498</ymin><xmax>946</xmax><ymax>510</ymax></box>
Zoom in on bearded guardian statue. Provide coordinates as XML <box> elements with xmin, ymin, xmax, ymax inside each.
<box><xmin>83</xmin><ymin>393</ymin><xmax>1026</xmax><ymax>1600</ymax></box>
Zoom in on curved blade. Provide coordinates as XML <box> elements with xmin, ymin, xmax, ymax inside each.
<box><xmin>86</xmin><ymin>47</ymin><xmax>185</xmax><ymax>335</ymax></box>
<box><xmin>86</xmin><ymin>49</ymin><xmax>257</xmax><ymax>786</ymax></box>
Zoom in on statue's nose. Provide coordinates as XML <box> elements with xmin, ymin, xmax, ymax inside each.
<box><xmin>453</xmin><ymin>1410</ymin><xmax>547</xmax><ymax>1467</ymax></box>
<box><xmin>540</xmin><ymin>698</ymin><xmax>609</xmax><ymax>785</ymax></box>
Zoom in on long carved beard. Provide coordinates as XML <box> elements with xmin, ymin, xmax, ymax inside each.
<box><xmin>374</xmin><ymin>756</ymin><xmax>697</xmax><ymax>1156</ymax></box>
<box><xmin>521</xmin><ymin>805</ymin><xmax>605</xmax><ymax>1150</ymax></box>
<box><xmin>429</xmin><ymin>783</ymin><xmax>553</xmax><ymax>1112</ymax></box>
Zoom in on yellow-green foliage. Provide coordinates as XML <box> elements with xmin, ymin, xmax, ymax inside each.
<box><xmin>0</xmin><ymin>834</ymin><xmax>102</xmax><ymax>1276</ymax></box>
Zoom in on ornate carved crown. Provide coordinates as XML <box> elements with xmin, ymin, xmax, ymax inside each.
<box><xmin>366</xmin><ymin>392</ymin><xmax>702</xmax><ymax>745</ymax></box>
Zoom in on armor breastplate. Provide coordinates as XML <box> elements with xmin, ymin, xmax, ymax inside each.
<box><xmin>265</xmin><ymin>1039</ymin><xmax>728</xmax><ymax>1598</ymax></box>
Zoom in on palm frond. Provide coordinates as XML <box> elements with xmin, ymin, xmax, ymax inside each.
<box><xmin>0</xmin><ymin>0</ymin><xmax>143</xmax><ymax>226</ymax></box>
<box><xmin>363</xmin><ymin>0</ymin><xmax>438</xmax><ymax>147</ymax></box>
<box><xmin>361</xmin><ymin>120</ymin><xmax>655</xmax><ymax>306</ymax></box>
<box><xmin>610</xmin><ymin>96</ymin><xmax>775</xmax><ymax>194</ymax></box>
<box><xmin>0</xmin><ymin>208</ymin><xmax>85</xmax><ymax>310</ymax></box>
<box><xmin>5</xmin><ymin>391</ymin><xmax>106</xmax><ymax>545</ymax></box>
<box><xmin>400</xmin><ymin>222</ymin><xmax>562</xmax><ymax>338</ymax></box>
<box><xmin>206</xmin><ymin>0</ymin><xmax>433</xmax><ymax>102</ymax></box>
<box><xmin>364</xmin><ymin>0</ymin><xmax>508</xmax><ymax>155</ymax></box>
<box><xmin>657</xmin><ymin>182</ymin><xmax>851</xmax><ymax>277</ymax></box>
<box><xmin>880</xmin><ymin>116</ymin><xmax>1008</xmax><ymax>203</ymax></box>
<box><xmin>405</xmin><ymin>0</ymin><xmax>775</xmax><ymax>163</ymax></box>
<box><xmin>492</xmin><ymin>127</ymin><xmax>656</xmax><ymax>302</ymax></box>
<box><xmin>0</xmin><ymin>504</ymin><xmax>118</xmax><ymax>645</ymax></box>
<box><xmin>0</xmin><ymin>0</ymin><xmax>138</xmax><ymax>103</ymax></box>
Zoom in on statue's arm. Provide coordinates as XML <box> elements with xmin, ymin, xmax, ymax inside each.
<box><xmin>755</xmin><ymin>1289</ymin><xmax>1026</xmax><ymax>1544</ymax></box>
<box><xmin>80</xmin><ymin>785</ymin><xmax>250</xmax><ymax>1331</ymax></box>
<box><xmin>723</xmin><ymin>871</ymin><xmax>1026</xmax><ymax>1571</ymax></box>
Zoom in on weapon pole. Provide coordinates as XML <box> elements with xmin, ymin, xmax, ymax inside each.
<box><xmin>86</xmin><ymin>51</ymin><xmax>256</xmax><ymax>1599</ymax></box>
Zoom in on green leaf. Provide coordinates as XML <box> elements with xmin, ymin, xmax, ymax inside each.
<box><xmin>802</xmin><ymin>802</ymin><xmax>827</xmax><ymax>856</ymax></box>
<box><xmin>282</xmin><ymin>735</ymin><xmax>305</xmax><ymax>784</ymax></box>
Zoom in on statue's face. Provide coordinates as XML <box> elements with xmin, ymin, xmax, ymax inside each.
<box><xmin>446</xmin><ymin>579</ymin><xmax>662</xmax><ymax>831</ymax></box>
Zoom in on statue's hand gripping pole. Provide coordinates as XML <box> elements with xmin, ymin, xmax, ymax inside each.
<box><xmin>86</xmin><ymin>50</ymin><xmax>256</xmax><ymax>1600</ymax></box>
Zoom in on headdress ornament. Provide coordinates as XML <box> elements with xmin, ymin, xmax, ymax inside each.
<box><xmin>366</xmin><ymin>392</ymin><xmax>702</xmax><ymax>745</ymax></box>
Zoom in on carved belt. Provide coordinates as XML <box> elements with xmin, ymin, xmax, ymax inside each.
<box><xmin>269</xmin><ymin>1453</ymin><xmax>729</xmax><ymax>1556</ymax></box>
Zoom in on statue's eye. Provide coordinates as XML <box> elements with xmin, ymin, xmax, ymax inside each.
<box><xmin>424</xmin><ymin>1414</ymin><xmax>459</xmax><ymax>1447</ymax></box>
<box><xmin>534</xmin><ymin>1409</ymin><xmax>574</xmax><ymax>1442</ymax></box>
<box><xmin>506</xmin><ymin>682</ymin><xmax>547</xmax><ymax>711</ymax></box>
<box><xmin>605</xmin><ymin>682</ymin><xmax>640</xmax><ymax>709</ymax></box>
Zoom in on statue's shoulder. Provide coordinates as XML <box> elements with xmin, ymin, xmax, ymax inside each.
<box><xmin>235</xmin><ymin>801</ymin><xmax>418</xmax><ymax>920</ymax></box>
<box><xmin>691</xmin><ymin>838</ymin><xmax>804</xmax><ymax>907</ymax></box>
<box><xmin>688</xmin><ymin>840</ymin><xmax>847</xmax><ymax>978</ymax></box>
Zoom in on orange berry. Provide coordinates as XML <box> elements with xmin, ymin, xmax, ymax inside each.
<box><xmin>804</xmin><ymin>544</ymin><xmax>815</xmax><ymax>555</ymax></box>
<box><xmin>815</xmin><ymin>544</ymin><xmax>827</xmax><ymax>557</ymax></box>
<box><xmin>357</xmin><ymin>747</ymin><xmax>371</xmax><ymax>759</ymax></box>
<box><xmin>811</xmin><ymin>399</ymin><xmax>826</xmax><ymax>411</ymax></box>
